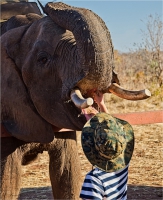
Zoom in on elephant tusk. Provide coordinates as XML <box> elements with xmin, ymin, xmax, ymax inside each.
<box><xmin>105</xmin><ymin>83</ymin><xmax>151</xmax><ymax>100</ymax></box>
<box><xmin>70</xmin><ymin>89</ymin><xmax>94</xmax><ymax>109</ymax></box>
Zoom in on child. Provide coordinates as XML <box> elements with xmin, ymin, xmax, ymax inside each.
<box><xmin>80</xmin><ymin>92</ymin><xmax>134</xmax><ymax>200</ymax></box>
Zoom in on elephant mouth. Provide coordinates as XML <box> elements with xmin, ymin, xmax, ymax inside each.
<box><xmin>70</xmin><ymin>83</ymin><xmax>151</xmax><ymax>110</ymax></box>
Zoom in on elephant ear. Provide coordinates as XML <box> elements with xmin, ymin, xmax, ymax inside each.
<box><xmin>1</xmin><ymin>27</ymin><xmax>54</xmax><ymax>143</ymax></box>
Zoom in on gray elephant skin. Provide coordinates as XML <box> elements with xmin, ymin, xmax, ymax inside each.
<box><xmin>1</xmin><ymin>2</ymin><xmax>142</xmax><ymax>200</ymax></box>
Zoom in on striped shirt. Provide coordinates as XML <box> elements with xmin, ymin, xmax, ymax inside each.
<box><xmin>80</xmin><ymin>165</ymin><xmax>129</xmax><ymax>200</ymax></box>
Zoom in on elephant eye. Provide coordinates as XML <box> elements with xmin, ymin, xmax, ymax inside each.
<box><xmin>37</xmin><ymin>52</ymin><xmax>50</xmax><ymax>65</ymax></box>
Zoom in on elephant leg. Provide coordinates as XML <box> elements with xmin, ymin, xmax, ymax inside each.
<box><xmin>48</xmin><ymin>131</ymin><xmax>82</xmax><ymax>200</ymax></box>
<box><xmin>1</xmin><ymin>137</ymin><xmax>24</xmax><ymax>200</ymax></box>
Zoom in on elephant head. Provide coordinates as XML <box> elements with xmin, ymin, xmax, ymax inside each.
<box><xmin>1</xmin><ymin>2</ymin><xmax>150</xmax><ymax>143</ymax></box>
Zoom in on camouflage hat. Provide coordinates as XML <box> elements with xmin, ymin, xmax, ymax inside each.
<box><xmin>81</xmin><ymin>112</ymin><xmax>134</xmax><ymax>172</ymax></box>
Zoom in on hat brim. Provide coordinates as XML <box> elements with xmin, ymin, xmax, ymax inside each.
<box><xmin>81</xmin><ymin>113</ymin><xmax>134</xmax><ymax>172</ymax></box>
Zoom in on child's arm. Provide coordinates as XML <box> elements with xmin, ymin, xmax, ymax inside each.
<box><xmin>82</xmin><ymin>91</ymin><xmax>108</xmax><ymax>121</ymax></box>
<box><xmin>93</xmin><ymin>91</ymin><xmax>109</xmax><ymax>113</ymax></box>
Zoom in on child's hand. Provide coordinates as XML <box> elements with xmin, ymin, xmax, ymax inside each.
<box><xmin>82</xmin><ymin>106</ymin><xmax>99</xmax><ymax>121</ymax></box>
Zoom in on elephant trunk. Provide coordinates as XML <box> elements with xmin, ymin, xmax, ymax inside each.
<box><xmin>45</xmin><ymin>2</ymin><xmax>114</xmax><ymax>94</ymax></box>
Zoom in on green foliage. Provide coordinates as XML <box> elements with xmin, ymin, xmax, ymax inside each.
<box><xmin>150</xmin><ymin>84</ymin><xmax>163</xmax><ymax>98</ymax></box>
<box><xmin>149</xmin><ymin>60</ymin><xmax>159</xmax><ymax>68</ymax></box>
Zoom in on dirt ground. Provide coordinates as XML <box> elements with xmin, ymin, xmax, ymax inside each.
<box><xmin>18</xmin><ymin>123</ymin><xmax>163</xmax><ymax>200</ymax></box>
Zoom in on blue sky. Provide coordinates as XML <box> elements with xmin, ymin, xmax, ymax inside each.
<box><xmin>34</xmin><ymin>0</ymin><xmax>162</xmax><ymax>52</ymax></box>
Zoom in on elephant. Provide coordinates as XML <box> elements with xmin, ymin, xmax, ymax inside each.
<box><xmin>1</xmin><ymin>1</ymin><xmax>43</xmax><ymax>35</ymax></box>
<box><xmin>1</xmin><ymin>2</ymin><xmax>151</xmax><ymax>200</ymax></box>
<box><xmin>1</xmin><ymin>1</ymin><xmax>42</xmax><ymax>22</ymax></box>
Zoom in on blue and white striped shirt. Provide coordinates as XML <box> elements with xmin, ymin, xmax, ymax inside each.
<box><xmin>80</xmin><ymin>165</ymin><xmax>129</xmax><ymax>200</ymax></box>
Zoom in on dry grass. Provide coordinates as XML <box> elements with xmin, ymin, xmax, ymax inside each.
<box><xmin>19</xmin><ymin>84</ymin><xmax>163</xmax><ymax>200</ymax></box>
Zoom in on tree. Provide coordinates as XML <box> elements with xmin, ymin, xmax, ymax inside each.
<box><xmin>134</xmin><ymin>14</ymin><xmax>163</xmax><ymax>86</ymax></box>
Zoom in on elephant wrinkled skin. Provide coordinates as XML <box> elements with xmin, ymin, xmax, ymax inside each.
<box><xmin>1</xmin><ymin>2</ymin><xmax>148</xmax><ymax>200</ymax></box>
